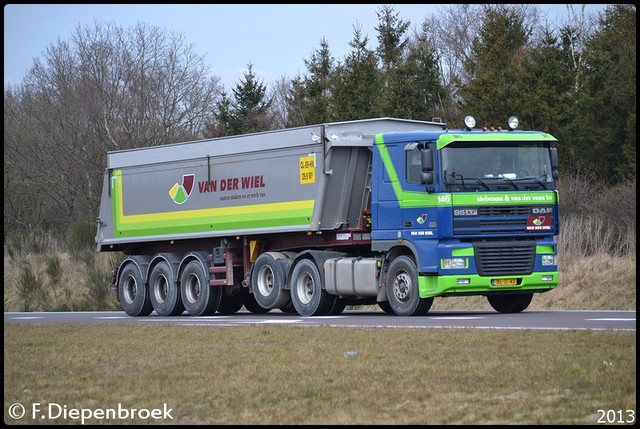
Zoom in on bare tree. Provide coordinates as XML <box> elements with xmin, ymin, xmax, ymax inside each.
<box><xmin>268</xmin><ymin>75</ymin><xmax>293</xmax><ymax>129</ymax></box>
<box><xmin>4</xmin><ymin>21</ymin><xmax>223</xmax><ymax>234</ymax></box>
<box><xmin>420</xmin><ymin>5</ymin><xmax>481</xmax><ymax>95</ymax></box>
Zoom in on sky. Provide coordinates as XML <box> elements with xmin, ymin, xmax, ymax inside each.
<box><xmin>4</xmin><ymin>4</ymin><xmax>609</xmax><ymax>91</ymax></box>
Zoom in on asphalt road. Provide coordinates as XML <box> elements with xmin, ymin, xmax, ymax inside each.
<box><xmin>4</xmin><ymin>309</ymin><xmax>636</xmax><ymax>332</ymax></box>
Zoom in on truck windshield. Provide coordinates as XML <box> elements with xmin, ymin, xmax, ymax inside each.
<box><xmin>441</xmin><ymin>142</ymin><xmax>554</xmax><ymax>191</ymax></box>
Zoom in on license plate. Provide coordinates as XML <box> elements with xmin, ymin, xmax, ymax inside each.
<box><xmin>493</xmin><ymin>278</ymin><xmax>518</xmax><ymax>286</ymax></box>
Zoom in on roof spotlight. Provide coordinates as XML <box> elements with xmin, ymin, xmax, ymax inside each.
<box><xmin>507</xmin><ymin>116</ymin><xmax>519</xmax><ymax>130</ymax></box>
<box><xmin>464</xmin><ymin>115</ymin><xmax>476</xmax><ymax>130</ymax></box>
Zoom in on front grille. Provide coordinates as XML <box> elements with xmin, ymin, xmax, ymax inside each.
<box><xmin>454</xmin><ymin>218</ymin><xmax>525</xmax><ymax>235</ymax></box>
<box><xmin>474</xmin><ymin>240</ymin><xmax>536</xmax><ymax>276</ymax></box>
<box><xmin>478</xmin><ymin>206</ymin><xmax>531</xmax><ymax>216</ymax></box>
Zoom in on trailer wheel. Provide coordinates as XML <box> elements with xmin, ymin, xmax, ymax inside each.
<box><xmin>250</xmin><ymin>252</ymin><xmax>291</xmax><ymax>310</ymax></box>
<box><xmin>180</xmin><ymin>260</ymin><xmax>222</xmax><ymax>316</ymax></box>
<box><xmin>217</xmin><ymin>286</ymin><xmax>244</xmax><ymax>315</ymax></box>
<box><xmin>149</xmin><ymin>260</ymin><xmax>184</xmax><ymax>316</ymax></box>
<box><xmin>487</xmin><ymin>293</ymin><xmax>533</xmax><ymax>313</ymax></box>
<box><xmin>242</xmin><ymin>292</ymin><xmax>271</xmax><ymax>314</ymax></box>
<box><xmin>118</xmin><ymin>263</ymin><xmax>153</xmax><ymax>317</ymax></box>
<box><xmin>290</xmin><ymin>259</ymin><xmax>335</xmax><ymax>316</ymax></box>
<box><xmin>386</xmin><ymin>256</ymin><xmax>433</xmax><ymax>316</ymax></box>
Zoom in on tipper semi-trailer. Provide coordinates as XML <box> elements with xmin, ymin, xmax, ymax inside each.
<box><xmin>96</xmin><ymin>116</ymin><xmax>560</xmax><ymax>317</ymax></box>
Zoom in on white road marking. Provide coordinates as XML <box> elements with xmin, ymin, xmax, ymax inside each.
<box><xmin>233</xmin><ymin>320</ymin><xmax>302</xmax><ymax>324</ymax></box>
<box><xmin>94</xmin><ymin>316</ymin><xmax>131</xmax><ymax>319</ymax></box>
<box><xmin>586</xmin><ymin>318</ymin><xmax>635</xmax><ymax>321</ymax></box>
<box><xmin>429</xmin><ymin>316</ymin><xmax>484</xmax><ymax>320</ymax></box>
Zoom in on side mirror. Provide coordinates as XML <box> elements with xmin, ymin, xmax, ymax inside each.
<box><xmin>421</xmin><ymin>148</ymin><xmax>433</xmax><ymax>172</ymax></box>
<box><xmin>420</xmin><ymin>172</ymin><xmax>434</xmax><ymax>185</ymax></box>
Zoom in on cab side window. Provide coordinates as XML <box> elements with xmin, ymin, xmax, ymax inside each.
<box><xmin>406</xmin><ymin>148</ymin><xmax>422</xmax><ymax>184</ymax></box>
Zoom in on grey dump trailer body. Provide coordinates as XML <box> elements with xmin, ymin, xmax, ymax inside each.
<box><xmin>96</xmin><ymin>118</ymin><xmax>444</xmax><ymax>252</ymax></box>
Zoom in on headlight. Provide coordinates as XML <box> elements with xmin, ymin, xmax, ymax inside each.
<box><xmin>541</xmin><ymin>255</ymin><xmax>556</xmax><ymax>266</ymax></box>
<box><xmin>442</xmin><ymin>258</ymin><xmax>468</xmax><ymax>269</ymax></box>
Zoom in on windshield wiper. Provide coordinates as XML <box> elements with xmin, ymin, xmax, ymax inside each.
<box><xmin>446</xmin><ymin>171</ymin><xmax>489</xmax><ymax>191</ymax></box>
<box><xmin>468</xmin><ymin>177</ymin><xmax>491</xmax><ymax>191</ymax></box>
<box><xmin>498</xmin><ymin>175</ymin><xmax>520</xmax><ymax>190</ymax></box>
<box><xmin>513</xmin><ymin>176</ymin><xmax>549</xmax><ymax>189</ymax></box>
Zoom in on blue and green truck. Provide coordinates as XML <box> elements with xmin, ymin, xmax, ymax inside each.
<box><xmin>96</xmin><ymin>116</ymin><xmax>560</xmax><ymax>317</ymax></box>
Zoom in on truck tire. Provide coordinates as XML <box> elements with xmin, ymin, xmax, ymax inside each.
<box><xmin>386</xmin><ymin>256</ymin><xmax>433</xmax><ymax>316</ymax></box>
<box><xmin>250</xmin><ymin>252</ymin><xmax>291</xmax><ymax>310</ymax></box>
<box><xmin>242</xmin><ymin>291</ymin><xmax>271</xmax><ymax>314</ymax></box>
<box><xmin>217</xmin><ymin>286</ymin><xmax>244</xmax><ymax>315</ymax></box>
<box><xmin>290</xmin><ymin>258</ymin><xmax>336</xmax><ymax>316</ymax></box>
<box><xmin>327</xmin><ymin>298</ymin><xmax>347</xmax><ymax>315</ymax></box>
<box><xmin>118</xmin><ymin>263</ymin><xmax>153</xmax><ymax>317</ymax></box>
<box><xmin>149</xmin><ymin>260</ymin><xmax>184</xmax><ymax>316</ymax></box>
<box><xmin>279</xmin><ymin>300</ymin><xmax>297</xmax><ymax>313</ymax></box>
<box><xmin>487</xmin><ymin>293</ymin><xmax>533</xmax><ymax>313</ymax></box>
<box><xmin>378</xmin><ymin>301</ymin><xmax>394</xmax><ymax>315</ymax></box>
<box><xmin>180</xmin><ymin>259</ymin><xmax>222</xmax><ymax>316</ymax></box>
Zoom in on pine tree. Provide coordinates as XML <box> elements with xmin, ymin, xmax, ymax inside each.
<box><xmin>375</xmin><ymin>4</ymin><xmax>410</xmax><ymax>71</ymax></box>
<box><xmin>286</xmin><ymin>38</ymin><xmax>336</xmax><ymax>126</ymax></box>
<box><xmin>381</xmin><ymin>20</ymin><xmax>445</xmax><ymax>120</ymax></box>
<box><xmin>459</xmin><ymin>5</ymin><xmax>531</xmax><ymax>126</ymax></box>
<box><xmin>332</xmin><ymin>24</ymin><xmax>380</xmax><ymax>120</ymax></box>
<box><xmin>230</xmin><ymin>63</ymin><xmax>273</xmax><ymax>134</ymax></box>
<box><xmin>574</xmin><ymin>4</ymin><xmax>636</xmax><ymax>179</ymax></box>
<box><xmin>207</xmin><ymin>90</ymin><xmax>235</xmax><ymax>137</ymax></box>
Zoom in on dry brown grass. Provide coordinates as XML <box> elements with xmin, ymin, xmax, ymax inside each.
<box><xmin>3</xmin><ymin>252</ymin><xmax>120</xmax><ymax>312</ymax></box>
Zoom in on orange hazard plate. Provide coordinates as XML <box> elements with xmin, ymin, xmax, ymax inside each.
<box><xmin>493</xmin><ymin>278</ymin><xmax>518</xmax><ymax>286</ymax></box>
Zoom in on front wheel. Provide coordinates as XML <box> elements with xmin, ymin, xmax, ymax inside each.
<box><xmin>378</xmin><ymin>301</ymin><xmax>394</xmax><ymax>315</ymax></box>
<box><xmin>386</xmin><ymin>256</ymin><xmax>433</xmax><ymax>316</ymax></box>
<box><xmin>487</xmin><ymin>293</ymin><xmax>533</xmax><ymax>313</ymax></box>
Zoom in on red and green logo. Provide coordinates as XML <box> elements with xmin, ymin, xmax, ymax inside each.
<box><xmin>526</xmin><ymin>215</ymin><xmax>552</xmax><ymax>231</ymax></box>
<box><xmin>169</xmin><ymin>174</ymin><xmax>195</xmax><ymax>204</ymax></box>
